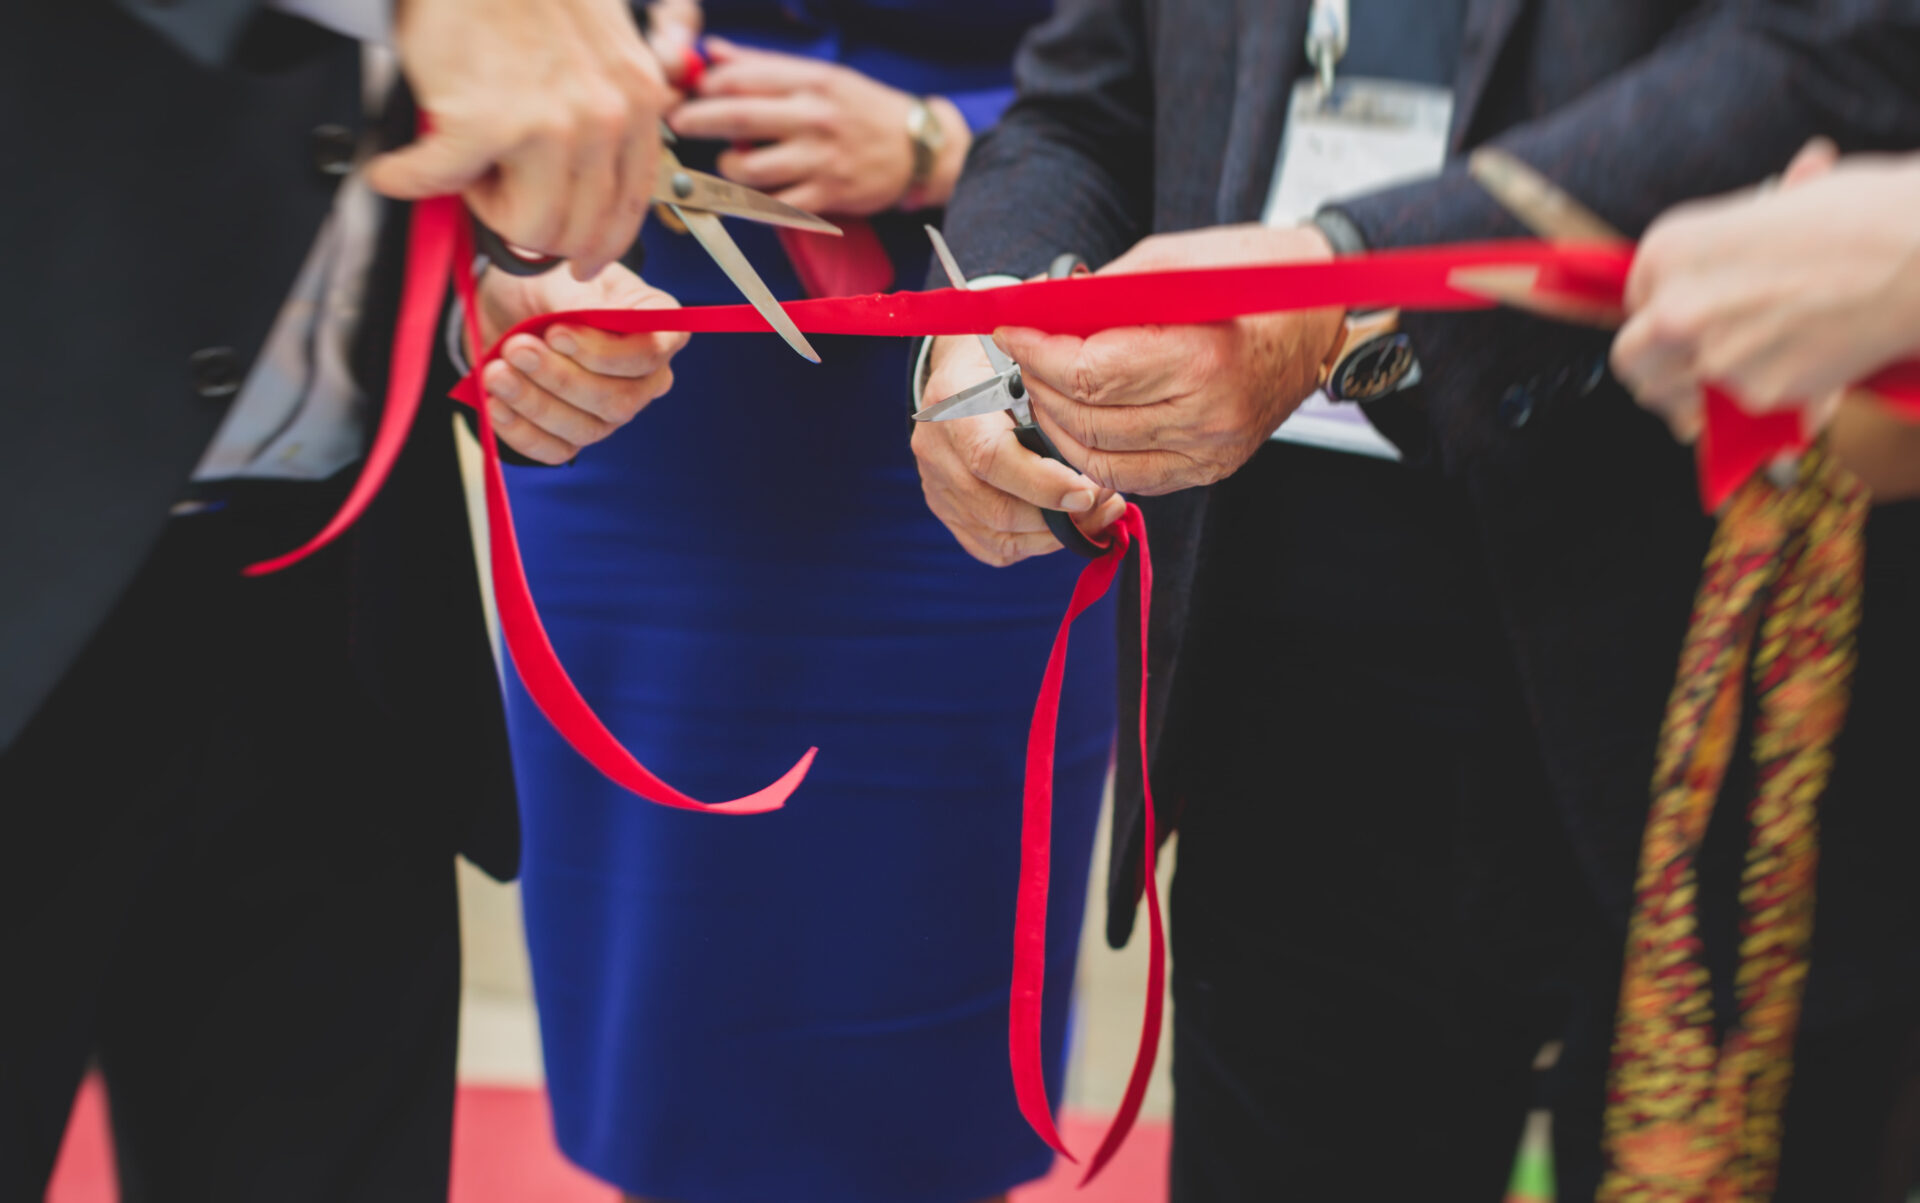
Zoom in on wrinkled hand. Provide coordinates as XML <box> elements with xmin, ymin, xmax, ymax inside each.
<box><xmin>1001</xmin><ymin>225</ymin><xmax>1343</xmax><ymax>496</ymax></box>
<box><xmin>367</xmin><ymin>0</ymin><xmax>672</xmax><ymax>281</ymax></box>
<box><xmin>472</xmin><ymin>265</ymin><xmax>688</xmax><ymax>465</ymax></box>
<box><xmin>667</xmin><ymin>38</ymin><xmax>970</xmax><ymax>215</ymax></box>
<box><xmin>1613</xmin><ymin>139</ymin><xmax>1920</xmax><ymax>441</ymax></box>
<box><xmin>912</xmin><ymin>336</ymin><xmax>1127</xmax><ymax>567</ymax></box>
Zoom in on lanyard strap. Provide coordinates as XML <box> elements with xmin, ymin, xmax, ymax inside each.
<box><xmin>1306</xmin><ymin>0</ymin><xmax>1350</xmax><ymax>92</ymax></box>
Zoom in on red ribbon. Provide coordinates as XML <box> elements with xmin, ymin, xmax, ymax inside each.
<box><xmin>244</xmin><ymin>201</ymin><xmax>1920</xmax><ymax>1178</ymax></box>
<box><xmin>1011</xmin><ymin>504</ymin><xmax>1162</xmax><ymax>1183</ymax></box>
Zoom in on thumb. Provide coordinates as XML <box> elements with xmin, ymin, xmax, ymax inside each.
<box><xmin>1781</xmin><ymin>137</ymin><xmax>1840</xmax><ymax>190</ymax></box>
<box><xmin>364</xmin><ymin>132</ymin><xmax>494</xmax><ymax>201</ymax></box>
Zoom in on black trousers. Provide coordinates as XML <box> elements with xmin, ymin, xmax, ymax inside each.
<box><xmin>0</xmin><ymin>491</ymin><xmax>465</xmax><ymax>1202</ymax></box>
<box><xmin>1162</xmin><ymin>443</ymin><xmax>1599</xmax><ymax>1202</ymax></box>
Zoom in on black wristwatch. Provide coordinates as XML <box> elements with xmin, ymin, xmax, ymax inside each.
<box><xmin>1309</xmin><ymin>207</ymin><xmax>1420</xmax><ymax>404</ymax></box>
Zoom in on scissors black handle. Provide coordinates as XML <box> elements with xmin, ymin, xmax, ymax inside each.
<box><xmin>1016</xmin><ymin>422</ymin><xmax>1110</xmax><ymax>559</ymax></box>
<box><xmin>1018</xmin><ymin>252</ymin><xmax>1109</xmax><ymax>560</ymax></box>
<box><xmin>471</xmin><ymin>209</ymin><xmax>654</xmax><ymax>277</ymax></box>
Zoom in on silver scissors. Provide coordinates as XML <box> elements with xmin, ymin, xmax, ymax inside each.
<box><xmin>911</xmin><ymin>226</ymin><xmax>1106</xmax><ymax>558</ymax></box>
<box><xmin>473</xmin><ymin>137</ymin><xmax>838</xmax><ymax>363</ymax></box>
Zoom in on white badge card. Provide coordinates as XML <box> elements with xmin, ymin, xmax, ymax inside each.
<box><xmin>1263</xmin><ymin>77</ymin><xmax>1453</xmax><ymax>459</ymax></box>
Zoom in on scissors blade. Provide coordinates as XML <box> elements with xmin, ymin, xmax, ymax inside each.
<box><xmin>924</xmin><ymin>225</ymin><xmax>1016</xmax><ymax>376</ymax></box>
<box><xmin>914</xmin><ymin>372</ymin><xmax>1022</xmax><ymax>422</ymax></box>
<box><xmin>674</xmin><ymin>205</ymin><xmax>822</xmax><ymax>363</ymax></box>
<box><xmin>1468</xmin><ymin>148</ymin><xmax>1629</xmax><ymax>245</ymax></box>
<box><xmin>1447</xmin><ymin>265</ymin><xmax>1626</xmax><ymax>329</ymax></box>
<box><xmin>656</xmin><ymin>164</ymin><xmax>843</xmax><ymax>235</ymax></box>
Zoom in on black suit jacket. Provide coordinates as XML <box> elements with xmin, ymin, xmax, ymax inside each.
<box><xmin>938</xmin><ymin>0</ymin><xmax>1920</xmax><ymax>947</ymax></box>
<box><xmin>2</xmin><ymin>0</ymin><xmax>517</xmax><ymax>878</ymax></box>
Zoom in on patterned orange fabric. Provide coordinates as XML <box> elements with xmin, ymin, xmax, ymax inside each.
<box><xmin>1601</xmin><ymin>444</ymin><xmax>1869</xmax><ymax>1202</ymax></box>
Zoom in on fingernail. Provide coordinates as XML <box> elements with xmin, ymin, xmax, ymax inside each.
<box><xmin>548</xmin><ymin>328</ymin><xmax>580</xmax><ymax>357</ymax></box>
<box><xmin>487</xmin><ymin>364</ymin><xmax>521</xmax><ymax>399</ymax></box>
<box><xmin>507</xmin><ymin>346</ymin><xmax>541</xmax><ymax>374</ymax></box>
<box><xmin>1063</xmin><ymin>489</ymin><xmax>1096</xmax><ymax>513</ymax></box>
<box><xmin>486</xmin><ymin>399</ymin><xmax>514</xmax><ymax>427</ymax></box>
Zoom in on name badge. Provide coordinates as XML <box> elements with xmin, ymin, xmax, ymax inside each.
<box><xmin>1264</xmin><ymin>77</ymin><xmax>1453</xmax><ymax>460</ymax></box>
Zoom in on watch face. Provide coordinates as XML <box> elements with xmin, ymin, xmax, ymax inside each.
<box><xmin>1332</xmin><ymin>332</ymin><xmax>1416</xmax><ymax>403</ymax></box>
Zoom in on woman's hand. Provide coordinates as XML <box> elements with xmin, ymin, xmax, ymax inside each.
<box><xmin>472</xmin><ymin>264</ymin><xmax>689</xmax><ymax>464</ymax></box>
<box><xmin>1612</xmin><ymin>140</ymin><xmax>1920</xmax><ymax>442</ymax></box>
<box><xmin>666</xmin><ymin>37</ymin><xmax>971</xmax><ymax>215</ymax></box>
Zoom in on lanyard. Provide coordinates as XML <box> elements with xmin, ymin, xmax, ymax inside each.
<box><xmin>1306</xmin><ymin>0</ymin><xmax>1350</xmax><ymax>94</ymax></box>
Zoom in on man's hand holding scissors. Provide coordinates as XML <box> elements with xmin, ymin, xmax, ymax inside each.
<box><xmin>367</xmin><ymin>0</ymin><xmax>674</xmax><ymax>282</ymax></box>
<box><xmin>912</xmin><ymin>224</ymin><xmax>1340</xmax><ymax>568</ymax></box>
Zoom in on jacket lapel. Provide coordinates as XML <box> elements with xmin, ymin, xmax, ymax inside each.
<box><xmin>1214</xmin><ymin>0</ymin><xmax>1310</xmax><ymax>224</ymax></box>
<box><xmin>1451</xmin><ymin>0</ymin><xmax>1528</xmax><ymax>150</ymax></box>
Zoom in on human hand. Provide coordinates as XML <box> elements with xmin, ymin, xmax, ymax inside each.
<box><xmin>911</xmin><ymin>336</ymin><xmax>1127</xmax><ymax>567</ymax></box>
<box><xmin>1613</xmin><ymin>139</ymin><xmax>1920</xmax><ymax>442</ymax></box>
<box><xmin>646</xmin><ymin>0</ymin><xmax>703</xmax><ymax>81</ymax></box>
<box><xmin>472</xmin><ymin>264</ymin><xmax>688</xmax><ymax>464</ymax></box>
<box><xmin>667</xmin><ymin>38</ymin><xmax>970</xmax><ymax>215</ymax></box>
<box><xmin>997</xmin><ymin>225</ymin><xmax>1344</xmax><ymax>496</ymax></box>
<box><xmin>367</xmin><ymin>0</ymin><xmax>672</xmax><ymax>281</ymax></box>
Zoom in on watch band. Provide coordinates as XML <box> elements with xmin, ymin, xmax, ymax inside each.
<box><xmin>902</xmin><ymin>97</ymin><xmax>945</xmax><ymax>210</ymax></box>
<box><xmin>1309</xmin><ymin>206</ymin><xmax>1369</xmax><ymax>257</ymax></box>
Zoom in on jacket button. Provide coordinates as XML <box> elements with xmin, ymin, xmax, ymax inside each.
<box><xmin>1498</xmin><ymin>383</ymin><xmax>1535</xmax><ymax>429</ymax></box>
<box><xmin>310</xmin><ymin>123</ymin><xmax>357</xmax><ymax>177</ymax></box>
<box><xmin>190</xmin><ymin>347</ymin><xmax>243</xmax><ymax>399</ymax></box>
<box><xmin>1577</xmin><ymin>351</ymin><xmax>1609</xmax><ymax>396</ymax></box>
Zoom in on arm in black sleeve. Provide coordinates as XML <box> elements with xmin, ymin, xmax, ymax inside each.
<box><xmin>1326</xmin><ymin>0</ymin><xmax>1920</xmax><ymax>450</ymax></box>
<box><xmin>933</xmin><ymin>0</ymin><xmax>1158</xmax><ymax>284</ymax></box>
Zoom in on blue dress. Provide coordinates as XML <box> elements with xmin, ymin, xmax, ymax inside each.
<box><xmin>501</xmin><ymin>3</ymin><xmax>1115</xmax><ymax>1200</ymax></box>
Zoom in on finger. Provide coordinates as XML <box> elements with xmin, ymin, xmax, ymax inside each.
<box><xmin>943</xmin><ymin>518</ymin><xmax>1064</xmax><ymax>567</ymax></box>
<box><xmin>1073</xmin><ymin>494</ymin><xmax>1130</xmax><ymax>541</ymax></box>
<box><xmin>559</xmin><ymin>95</ymin><xmax>625</xmax><ymax>280</ymax></box>
<box><xmin>715</xmin><ymin>140</ymin><xmax>821</xmax><ymax>191</ymax></box>
<box><xmin>365</xmin><ymin>132</ymin><xmax>495</xmax><ymax>201</ymax></box>
<box><xmin>1782</xmin><ymin>137</ymin><xmax>1840</xmax><ymax>188</ymax></box>
<box><xmin>671</xmin><ymin>96</ymin><xmax>814</xmax><ymax>143</ymax></box>
<box><xmin>595</xmin><ymin>97</ymin><xmax>663</xmax><ymax>280</ymax></box>
<box><xmin>484</xmin><ymin>359</ymin><xmax>616</xmax><ymax>449</ymax></box>
<box><xmin>485</xmin><ymin>397</ymin><xmax>579</xmax><ymax>466</ymax></box>
<box><xmin>545</xmin><ymin>324</ymin><xmax>685</xmax><ymax>378</ymax></box>
<box><xmin>1029</xmin><ymin>401</ymin><xmax>1198</xmax><ymax>496</ymax></box>
<box><xmin>1610</xmin><ymin>310</ymin><xmax>1685</xmax><ymax>397</ymax></box>
<box><xmin>470</xmin><ymin>136</ymin><xmax>573</xmax><ymax>261</ymax></box>
<box><xmin>1023</xmin><ymin>371</ymin><xmax>1174</xmax><ymax>454</ymax></box>
<box><xmin>773</xmin><ymin>181</ymin><xmax>832</xmax><ymax>217</ymax></box>
<box><xmin>695</xmin><ymin>49</ymin><xmax>835</xmax><ymax>97</ymax></box>
<box><xmin>501</xmin><ymin>335</ymin><xmax>673</xmax><ymax>426</ymax></box>
<box><xmin>949</xmin><ymin>417</ymin><xmax>1104</xmax><ymax>513</ymax></box>
<box><xmin>995</xmin><ymin>325</ymin><xmax>1187</xmax><ymax>408</ymax></box>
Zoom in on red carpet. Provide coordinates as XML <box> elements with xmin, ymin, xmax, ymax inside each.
<box><xmin>47</xmin><ymin>1077</ymin><xmax>1170</xmax><ymax>1203</ymax></box>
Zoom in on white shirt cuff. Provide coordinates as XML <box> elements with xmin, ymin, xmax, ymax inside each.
<box><xmin>911</xmin><ymin>273</ymin><xmax>1024</xmax><ymax>411</ymax></box>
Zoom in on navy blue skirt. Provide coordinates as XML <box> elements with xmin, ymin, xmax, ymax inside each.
<box><xmin>502</xmin><ymin>216</ymin><xmax>1116</xmax><ymax>1203</ymax></box>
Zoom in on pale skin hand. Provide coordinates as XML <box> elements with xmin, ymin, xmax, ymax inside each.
<box><xmin>912</xmin><ymin>336</ymin><xmax>1128</xmax><ymax>567</ymax></box>
<box><xmin>910</xmin><ymin>224</ymin><xmax>1342</xmax><ymax>567</ymax></box>
<box><xmin>1000</xmin><ymin>225</ymin><xmax>1343</xmax><ymax>496</ymax></box>
<box><xmin>667</xmin><ymin>38</ymin><xmax>972</xmax><ymax>215</ymax></box>
<box><xmin>471</xmin><ymin>266</ymin><xmax>689</xmax><ymax>465</ymax></box>
<box><xmin>366</xmin><ymin>0</ymin><xmax>673</xmax><ymax>281</ymax></box>
<box><xmin>1613</xmin><ymin>139</ymin><xmax>1920</xmax><ymax>441</ymax></box>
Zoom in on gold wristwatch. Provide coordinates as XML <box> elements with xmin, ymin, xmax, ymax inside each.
<box><xmin>1318</xmin><ymin>309</ymin><xmax>1419</xmax><ymax>403</ymax></box>
<box><xmin>902</xmin><ymin>97</ymin><xmax>947</xmax><ymax>210</ymax></box>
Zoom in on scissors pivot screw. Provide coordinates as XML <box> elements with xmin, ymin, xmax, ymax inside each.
<box><xmin>671</xmin><ymin>171</ymin><xmax>696</xmax><ymax>200</ymax></box>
